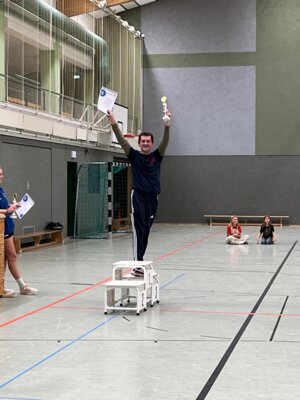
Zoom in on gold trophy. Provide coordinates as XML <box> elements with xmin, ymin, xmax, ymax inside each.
<box><xmin>161</xmin><ymin>96</ymin><xmax>170</xmax><ymax>123</ymax></box>
<box><xmin>11</xmin><ymin>193</ymin><xmax>18</xmax><ymax>219</ymax></box>
<box><xmin>161</xmin><ymin>95</ymin><xmax>167</xmax><ymax>114</ymax></box>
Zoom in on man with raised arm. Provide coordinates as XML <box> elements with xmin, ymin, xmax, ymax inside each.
<box><xmin>107</xmin><ymin>109</ymin><xmax>171</xmax><ymax>275</ymax></box>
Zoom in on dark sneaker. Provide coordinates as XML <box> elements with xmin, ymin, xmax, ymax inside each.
<box><xmin>131</xmin><ymin>268</ymin><xmax>144</xmax><ymax>277</ymax></box>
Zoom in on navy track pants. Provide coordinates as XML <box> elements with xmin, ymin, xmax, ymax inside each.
<box><xmin>131</xmin><ymin>189</ymin><xmax>158</xmax><ymax>261</ymax></box>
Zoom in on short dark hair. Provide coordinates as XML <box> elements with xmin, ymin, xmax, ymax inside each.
<box><xmin>138</xmin><ymin>132</ymin><xmax>154</xmax><ymax>144</ymax></box>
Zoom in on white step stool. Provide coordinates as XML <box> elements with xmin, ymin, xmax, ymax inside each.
<box><xmin>104</xmin><ymin>261</ymin><xmax>159</xmax><ymax>315</ymax></box>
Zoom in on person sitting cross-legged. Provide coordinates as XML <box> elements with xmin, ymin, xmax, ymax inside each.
<box><xmin>226</xmin><ymin>215</ymin><xmax>249</xmax><ymax>245</ymax></box>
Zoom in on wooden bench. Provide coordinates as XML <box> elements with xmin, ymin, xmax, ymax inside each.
<box><xmin>112</xmin><ymin>218</ymin><xmax>131</xmax><ymax>232</ymax></box>
<box><xmin>204</xmin><ymin>215</ymin><xmax>289</xmax><ymax>228</ymax></box>
<box><xmin>13</xmin><ymin>230</ymin><xmax>64</xmax><ymax>254</ymax></box>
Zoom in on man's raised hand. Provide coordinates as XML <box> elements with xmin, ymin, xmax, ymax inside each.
<box><xmin>163</xmin><ymin>110</ymin><xmax>171</xmax><ymax>126</ymax></box>
<box><xmin>107</xmin><ymin>110</ymin><xmax>116</xmax><ymax>125</ymax></box>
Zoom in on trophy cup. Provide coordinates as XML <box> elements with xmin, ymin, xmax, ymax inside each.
<box><xmin>161</xmin><ymin>95</ymin><xmax>167</xmax><ymax>114</ymax></box>
<box><xmin>161</xmin><ymin>96</ymin><xmax>170</xmax><ymax>123</ymax></box>
<box><xmin>11</xmin><ymin>193</ymin><xmax>18</xmax><ymax>219</ymax></box>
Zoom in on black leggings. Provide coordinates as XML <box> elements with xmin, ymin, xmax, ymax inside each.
<box><xmin>131</xmin><ymin>190</ymin><xmax>158</xmax><ymax>261</ymax></box>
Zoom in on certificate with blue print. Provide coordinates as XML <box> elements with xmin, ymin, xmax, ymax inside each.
<box><xmin>15</xmin><ymin>193</ymin><xmax>35</xmax><ymax>219</ymax></box>
<box><xmin>97</xmin><ymin>87</ymin><xmax>118</xmax><ymax>113</ymax></box>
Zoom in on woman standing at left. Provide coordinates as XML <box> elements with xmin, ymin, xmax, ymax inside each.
<box><xmin>0</xmin><ymin>166</ymin><xmax>38</xmax><ymax>296</ymax></box>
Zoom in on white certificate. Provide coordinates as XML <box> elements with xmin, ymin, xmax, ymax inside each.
<box><xmin>16</xmin><ymin>193</ymin><xmax>35</xmax><ymax>219</ymax></box>
<box><xmin>97</xmin><ymin>87</ymin><xmax>118</xmax><ymax>113</ymax></box>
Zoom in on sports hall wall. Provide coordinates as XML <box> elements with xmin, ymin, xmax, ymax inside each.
<box><xmin>0</xmin><ymin>136</ymin><xmax>116</xmax><ymax>235</ymax></box>
<box><xmin>134</xmin><ymin>0</ymin><xmax>300</xmax><ymax>224</ymax></box>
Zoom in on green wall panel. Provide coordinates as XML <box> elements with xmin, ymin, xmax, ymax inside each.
<box><xmin>256</xmin><ymin>0</ymin><xmax>300</xmax><ymax>154</ymax></box>
<box><xmin>143</xmin><ymin>53</ymin><xmax>255</xmax><ymax>68</ymax></box>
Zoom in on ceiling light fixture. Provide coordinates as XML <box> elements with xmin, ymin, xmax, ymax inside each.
<box><xmin>98</xmin><ymin>0</ymin><xmax>107</xmax><ymax>8</ymax></box>
<box><xmin>89</xmin><ymin>0</ymin><xmax>145</xmax><ymax>39</ymax></box>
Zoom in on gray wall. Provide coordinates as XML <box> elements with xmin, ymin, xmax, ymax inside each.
<box><xmin>143</xmin><ymin>66</ymin><xmax>255</xmax><ymax>155</ymax></box>
<box><xmin>1</xmin><ymin>0</ymin><xmax>300</xmax><ymax>231</ymax></box>
<box><xmin>157</xmin><ymin>156</ymin><xmax>300</xmax><ymax>224</ymax></box>
<box><xmin>142</xmin><ymin>0</ymin><xmax>256</xmax><ymax>54</ymax></box>
<box><xmin>0</xmin><ymin>135</ymin><xmax>121</xmax><ymax>235</ymax></box>
<box><xmin>139</xmin><ymin>0</ymin><xmax>300</xmax><ymax>223</ymax></box>
<box><xmin>1</xmin><ymin>141</ymin><xmax>52</xmax><ymax>233</ymax></box>
<box><xmin>142</xmin><ymin>0</ymin><xmax>256</xmax><ymax>156</ymax></box>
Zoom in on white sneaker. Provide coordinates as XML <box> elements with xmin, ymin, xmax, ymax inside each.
<box><xmin>4</xmin><ymin>287</ymin><xmax>15</xmax><ymax>295</ymax></box>
<box><xmin>3</xmin><ymin>288</ymin><xmax>15</xmax><ymax>297</ymax></box>
<box><xmin>20</xmin><ymin>285</ymin><xmax>38</xmax><ymax>295</ymax></box>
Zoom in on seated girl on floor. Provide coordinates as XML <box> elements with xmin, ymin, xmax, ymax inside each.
<box><xmin>257</xmin><ymin>215</ymin><xmax>276</xmax><ymax>244</ymax></box>
<box><xmin>226</xmin><ymin>215</ymin><xmax>249</xmax><ymax>245</ymax></box>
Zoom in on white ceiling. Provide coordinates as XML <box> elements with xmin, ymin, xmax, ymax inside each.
<box><xmin>89</xmin><ymin>0</ymin><xmax>156</xmax><ymax>19</ymax></box>
<box><xmin>97</xmin><ymin>0</ymin><xmax>156</xmax><ymax>15</ymax></box>
<box><xmin>110</xmin><ymin>0</ymin><xmax>156</xmax><ymax>13</ymax></box>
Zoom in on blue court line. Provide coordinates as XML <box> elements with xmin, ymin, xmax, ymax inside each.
<box><xmin>0</xmin><ymin>314</ymin><xmax>119</xmax><ymax>389</ymax></box>
<box><xmin>0</xmin><ymin>397</ymin><xmax>44</xmax><ymax>400</ymax></box>
<box><xmin>160</xmin><ymin>273</ymin><xmax>185</xmax><ymax>289</ymax></box>
<box><xmin>0</xmin><ymin>273</ymin><xmax>185</xmax><ymax>391</ymax></box>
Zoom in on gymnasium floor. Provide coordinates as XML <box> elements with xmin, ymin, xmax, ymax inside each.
<box><xmin>0</xmin><ymin>223</ymin><xmax>300</xmax><ymax>400</ymax></box>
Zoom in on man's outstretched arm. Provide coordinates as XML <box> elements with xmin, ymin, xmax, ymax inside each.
<box><xmin>158</xmin><ymin>111</ymin><xmax>171</xmax><ymax>156</ymax></box>
<box><xmin>107</xmin><ymin>110</ymin><xmax>131</xmax><ymax>156</ymax></box>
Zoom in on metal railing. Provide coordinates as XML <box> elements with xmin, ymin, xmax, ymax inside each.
<box><xmin>1</xmin><ymin>74</ymin><xmax>103</xmax><ymax>127</ymax></box>
<box><xmin>0</xmin><ymin>74</ymin><xmax>139</xmax><ymax>139</ymax></box>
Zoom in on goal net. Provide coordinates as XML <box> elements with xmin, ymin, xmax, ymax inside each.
<box><xmin>74</xmin><ymin>162</ymin><xmax>130</xmax><ymax>238</ymax></box>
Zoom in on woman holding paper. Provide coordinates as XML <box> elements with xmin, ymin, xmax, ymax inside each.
<box><xmin>0</xmin><ymin>167</ymin><xmax>38</xmax><ymax>296</ymax></box>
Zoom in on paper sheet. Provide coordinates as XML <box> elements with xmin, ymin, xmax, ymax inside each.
<box><xmin>15</xmin><ymin>193</ymin><xmax>35</xmax><ymax>219</ymax></box>
<box><xmin>97</xmin><ymin>87</ymin><xmax>118</xmax><ymax>113</ymax></box>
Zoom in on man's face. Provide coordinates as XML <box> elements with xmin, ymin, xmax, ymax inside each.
<box><xmin>139</xmin><ymin>135</ymin><xmax>153</xmax><ymax>154</ymax></box>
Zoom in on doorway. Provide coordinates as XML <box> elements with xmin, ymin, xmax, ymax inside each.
<box><xmin>67</xmin><ymin>161</ymin><xmax>78</xmax><ymax>236</ymax></box>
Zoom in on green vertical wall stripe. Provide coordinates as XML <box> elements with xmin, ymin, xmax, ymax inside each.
<box><xmin>256</xmin><ymin>0</ymin><xmax>300</xmax><ymax>155</ymax></box>
<box><xmin>0</xmin><ymin>9</ymin><xmax>6</xmax><ymax>101</ymax></box>
<box><xmin>121</xmin><ymin>8</ymin><xmax>141</xmax><ymax>31</ymax></box>
<box><xmin>143</xmin><ymin>52</ymin><xmax>256</xmax><ymax>68</ymax></box>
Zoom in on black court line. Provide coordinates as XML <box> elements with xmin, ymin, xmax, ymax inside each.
<box><xmin>269</xmin><ymin>295</ymin><xmax>289</xmax><ymax>342</ymax></box>
<box><xmin>146</xmin><ymin>325</ymin><xmax>169</xmax><ymax>332</ymax></box>
<box><xmin>159</xmin><ymin>268</ymin><xmax>273</xmax><ymax>273</ymax></box>
<box><xmin>275</xmin><ymin>340</ymin><xmax>300</xmax><ymax>343</ymax></box>
<box><xmin>195</xmin><ymin>241</ymin><xmax>297</xmax><ymax>400</ymax></box>
<box><xmin>165</xmin><ymin>289</ymin><xmax>260</xmax><ymax>295</ymax></box>
<box><xmin>71</xmin><ymin>282</ymin><xmax>94</xmax><ymax>286</ymax></box>
<box><xmin>0</xmin><ymin>338</ymin><xmax>288</xmax><ymax>343</ymax></box>
<box><xmin>200</xmin><ymin>335</ymin><xmax>231</xmax><ymax>340</ymax></box>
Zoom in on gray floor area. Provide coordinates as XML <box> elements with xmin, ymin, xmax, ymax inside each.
<box><xmin>0</xmin><ymin>223</ymin><xmax>300</xmax><ymax>400</ymax></box>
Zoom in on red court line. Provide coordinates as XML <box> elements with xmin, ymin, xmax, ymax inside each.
<box><xmin>0</xmin><ymin>277</ymin><xmax>111</xmax><ymax>329</ymax></box>
<box><xmin>154</xmin><ymin>231</ymin><xmax>223</xmax><ymax>262</ymax></box>
<box><xmin>52</xmin><ymin>306</ymin><xmax>104</xmax><ymax>310</ymax></box>
<box><xmin>0</xmin><ymin>230</ymin><xmax>222</xmax><ymax>329</ymax></box>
